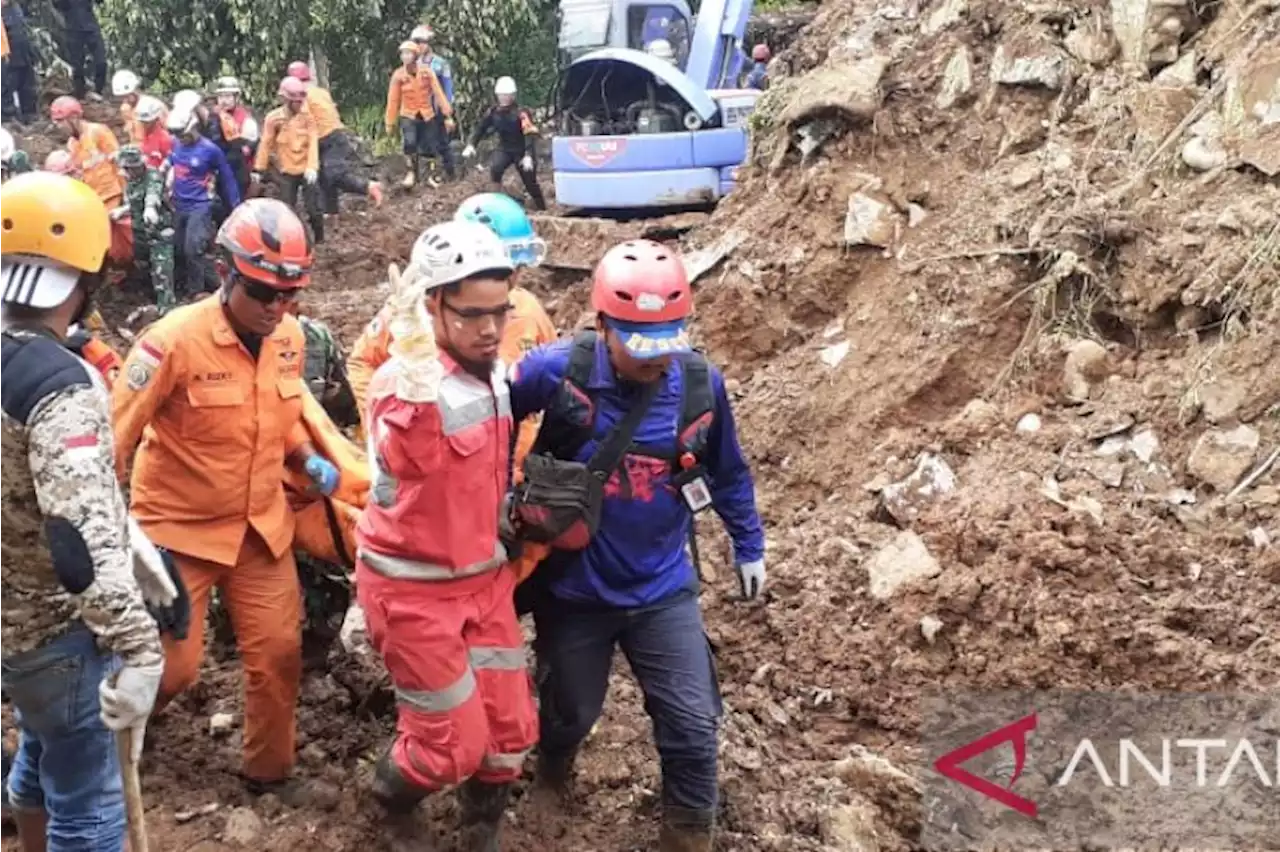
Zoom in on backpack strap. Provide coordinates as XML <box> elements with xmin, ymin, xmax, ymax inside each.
<box><xmin>531</xmin><ymin>330</ymin><xmax>599</xmax><ymax>459</ymax></box>
<box><xmin>564</xmin><ymin>330</ymin><xmax>597</xmax><ymax>388</ymax></box>
<box><xmin>675</xmin><ymin>350</ymin><xmax>716</xmax><ymax>461</ymax></box>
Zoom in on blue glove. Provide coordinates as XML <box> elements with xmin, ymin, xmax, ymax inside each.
<box><xmin>304</xmin><ymin>455</ymin><xmax>339</xmax><ymax>496</ymax></box>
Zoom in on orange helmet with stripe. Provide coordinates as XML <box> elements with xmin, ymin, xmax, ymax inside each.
<box><xmin>215</xmin><ymin>198</ymin><xmax>314</xmax><ymax>289</ymax></box>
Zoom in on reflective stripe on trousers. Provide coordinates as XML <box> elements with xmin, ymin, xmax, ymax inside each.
<box><xmin>359</xmin><ymin>542</ymin><xmax>507</xmax><ymax>582</ymax></box>
<box><xmin>395</xmin><ymin>646</ymin><xmax>528</xmax><ymax>713</ymax></box>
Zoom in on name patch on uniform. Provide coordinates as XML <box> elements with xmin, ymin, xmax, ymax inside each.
<box><xmin>126</xmin><ymin>361</ymin><xmax>153</xmax><ymax>390</ymax></box>
<box><xmin>197</xmin><ymin>371</ymin><xmax>232</xmax><ymax>382</ymax></box>
<box><xmin>136</xmin><ymin>340</ymin><xmax>164</xmax><ymax>369</ymax></box>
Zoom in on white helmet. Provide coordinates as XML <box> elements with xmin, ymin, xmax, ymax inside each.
<box><xmin>0</xmin><ymin>128</ymin><xmax>14</xmax><ymax>164</ymax></box>
<box><xmin>409</xmin><ymin>221</ymin><xmax>514</xmax><ymax>292</ymax></box>
<box><xmin>494</xmin><ymin>76</ymin><xmax>517</xmax><ymax>97</ymax></box>
<box><xmin>166</xmin><ymin>106</ymin><xmax>197</xmax><ymax>134</ymax></box>
<box><xmin>172</xmin><ymin>89</ymin><xmax>203</xmax><ymax>114</ymax></box>
<box><xmin>215</xmin><ymin>76</ymin><xmax>242</xmax><ymax>95</ymax></box>
<box><xmin>645</xmin><ymin>39</ymin><xmax>676</xmax><ymax>63</ymax></box>
<box><xmin>411</xmin><ymin>24</ymin><xmax>434</xmax><ymax>42</ymax></box>
<box><xmin>112</xmin><ymin>69</ymin><xmax>140</xmax><ymax>97</ymax></box>
<box><xmin>135</xmin><ymin>95</ymin><xmax>165</xmax><ymax>124</ymax></box>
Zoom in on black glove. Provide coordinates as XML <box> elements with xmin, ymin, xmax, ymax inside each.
<box><xmin>149</xmin><ymin>547</ymin><xmax>191</xmax><ymax>641</ymax></box>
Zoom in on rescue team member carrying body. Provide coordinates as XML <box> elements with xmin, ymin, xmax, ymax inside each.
<box><xmin>256</xmin><ymin>77</ymin><xmax>325</xmax><ymax>244</ymax></box>
<box><xmin>112</xmin><ymin>198</ymin><xmax>342</xmax><ymax>800</ymax></box>
<box><xmin>508</xmin><ymin>240</ymin><xmax>766</xmax><ymax>852</ymax></box>
<box><xmin>50</xmin><ymin>96</ymin><xmax>133</xmax><ymax>267</ymax></box>
<box><xmin>116</xmin><ymin>144</ymin><xmax>177</xmax><ymax>314</ymax></box>
<box><xmin>113</xmin><ymin>69</ymin><xmax>168</xmax><ymax>145</ymax></box>
<box><xmin>132</xmin><ymin>95</ymin><xmax>172</xmax><ymax>169</ymax></box>
<box><xmin>463</xmin><ymin>77</ymin><xmax>546</xmax><ymax>211</ymax></box>
<box><xmin>167</xmin><ymin>105</ymin><xmax>242</xmax><ymax>298</ymax></box>
<box><xmin>347</xmin><ymin>192</ymin><xmax>555</xmax><ymax>450</ymax></box>
<box><xmin>385</xmin><ymin>41</ymin><xmax>455</xmax><ymax>191</ymax></box>
<box><xmin>358</xmin><ymin>220</ymin><xmax>536</xmax><ymax>851</ymax></box>
<box><xmin>286</xmin><ymin>61</ymin><xmax>383</xmax><ymax>213</ymax></box>
<box><xmin>2</xmin><ymin>172</ymin><xmax>181</xmax><ymax>851</ymax></box>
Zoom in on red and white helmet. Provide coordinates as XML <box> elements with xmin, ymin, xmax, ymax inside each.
<box><xmin>278</xmin><ymin>77</ymin><xmax>307</xmax><ymax>102</ymax></box>
<box><xmin>591</xmin><ymin>240</ymin><xmax>692</xmax><ymax>359</ymax></box>
<box><xmin>287</xmin><ymin>61</ymin><xmax>312</xmax><ymax>82</ymax></box>
<box><xmin>50</xmin><ymin>96</ymin><xmax>83</xmax><ymax>122</ymax></box>
<box><xmin>752</xmin><ymin>43</ymin><xmax>771</xmax><ymax>62</ymax></box>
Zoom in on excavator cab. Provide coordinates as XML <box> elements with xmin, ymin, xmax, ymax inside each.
<box><xmin>558</xmin><ymin>0</ymin><xmax>694</xmax><ymax>68</ymax></box>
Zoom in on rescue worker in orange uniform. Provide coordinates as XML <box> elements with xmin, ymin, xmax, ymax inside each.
<box><xmin>347</xmin><ymin>192</ymin><xmax>555</xmax><ymax>459</ymax></box>
<box><xmin>112</xmin><ymin>198</ymin><xmax>342</xmax><ymax>799</ymax></box>
<box><xmin>49</xmin><ymin>96</ymin><xmax>131</xmax><ymax>265</ymax></box>
<box><xmin>285</xmin><ymin>61</ymin><xmax>383</xmax><ymax>214</ymax></box>
<box><xmin>254</xmin><ymin>77</ymin><xmax>324</xmax><ymax>244</ymax></box>
<box><xmin>384</xmin><ymin>41</ymin><xmax>454</xmax><ymax>190</ymax></box>
<box><xmin>359</xmin><ymin>220</ymin><xmax>537</xmax><ymax>850</ymax></box>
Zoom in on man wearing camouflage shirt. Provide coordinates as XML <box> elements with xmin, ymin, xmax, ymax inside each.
<box><xmin>1</xmin><ymin>172</ymin><xmax>177</xmax><ymax>849</ymax></box>
<box><xmin>115</xmin><ymin>144</ymin><xmax>177</xmax><ymax>313</ymax></box>
<box><xmin>296</xmin><ymin>311</ymin><xmax>358</xmax><ymax>428</ymax></box>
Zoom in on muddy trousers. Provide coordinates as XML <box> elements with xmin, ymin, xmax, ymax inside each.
<box><xmin>3</xmin><ymin>626</ymin><xmax>126</xmax><ymax>851</ymax></box>
<box><xmin>279</xmin><ymin>173</ymin><xmax>325</xmax><ymax>244</ymax></box>
<box><xmin>65</xmin><ymin>27</ymin><xmax>107</xmax><ymax>99</ymax></box>
<box><xmin>356</xmin><ymin>562</ymin><xmax>538</xmax><ymax>792</ymax></box>
<box><xmin>318</xmin><ymin>131</ymin><xmax>371</xmax><ymax>214</ymax></box>
<box><xmin>132</xmin><ymin>224</ymin><xmax>177</xmax><ymax>311</ymax></box>
<box><xmin>158</xmin><ymin>530</ymin><xmax>303</xmax><ymax>782</ymax></box>
<box><xmin>2</xmin><ymin>61</ymin><xmax>38</xmax><ymax>121</ymax></box>
<box><xmin>489</xmin><ymin>149</ymin><xmax>546</xmax><ymax>210</ymax></box>
<box><xmin>173</xmin><ymin>206</ymin><xmax>215</xmax><ymax>297</ymax></box>
<box><xmin>534</xmin><ymin>590</ymin><xmax>721</xmax><ymax>814</ymax></box>
<box><xmin>400</xmin><ymin>116</ymin><xmax>455</xmax><ymax>182</ymax></box>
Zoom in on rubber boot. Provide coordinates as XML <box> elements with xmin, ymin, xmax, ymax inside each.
<box><xmin>658</xmin><ymin>805</ymin><xmax>714</xmax><ymax>852</ymax></box>
<box><xmin>14</xmin><ymin>808</ymin><xmax>48</xmax><ymax>852</ymax></box>
<box><xmin>371</xmin><ymin>753</ymin><xmax>431</xmax><ymax>852</ymax></box>
<box><xmin>531</xmin><ymin>748</ymin><xmax>576</xmax><ymax>806</ymax></box>
<box><xmin>401</xmin><ymin>156</ymin><xmax>417</xmax><ymax>189</ymax></box>
<box><xmin>310</xmin><ymin>214</ymin><xmax>325</xmax><ymax>246</ymax></box>
<box><xmin>457</xmin><ymin>778</ymin><xmax>510</xmax><ymax>852</ymax></box>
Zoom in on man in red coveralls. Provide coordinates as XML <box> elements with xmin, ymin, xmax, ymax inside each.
<box><xmin>357</xmin><ymin>218</ymin><xmax>536</xmax><ymax>851</ymax></box>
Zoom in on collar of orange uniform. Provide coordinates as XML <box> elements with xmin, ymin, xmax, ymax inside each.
<box><xmin>208</xmin><ymin>297</ymin><xmax>243</xmax><ymax>347</ymax></box>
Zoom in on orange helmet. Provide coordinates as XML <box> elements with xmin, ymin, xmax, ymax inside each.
<box><xmin>50</xmin><ymin>96</ymin><xmax>83</xmax><ymax>121</ymax></box>
<box><xmin>215</xmin><ymin>198</ymin><xmax>314</xmax><ymax>288</ymax></box>
<box><xmin>44</xmin><ymin>149</ymin><xmax>79</xmax><ymax>176</ymax></box>
<box><xmin>278</xmin><ymin>77</ymin><xmax>307</xmax><ymax>102</ymax></box>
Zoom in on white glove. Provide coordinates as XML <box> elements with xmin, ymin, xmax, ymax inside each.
<box><xmin>304</xmin><ymin>169</ymin><xmax>318</xmax><ymax>184</ymax></box>
<box><xmin>520</xmin><ymin>155</ymin><xmax>534</xmax><ymax>172</ymax></box>
<box><xmin>109</xmin><ymin>205</ymin><xmax>129</xmax><ymax>222</ymax></box>
<box><xmin>736</xmin><ymin>559</ymin><xmax>766</xmax><ymax>601</ymax></box>
<box><xmin>462</xmin><ymin>145</ymin><xmax>476</xmax><ymax>158</ymax></box>
<box><xmin>250</xmin><ymin>171</ymin><xmax>262</xmax><ymax>184</ymax></box>
<box><xmin>99</xmin><ymin>662</ymin><xmax>164</xmax><ymax>763</ymax></box>
<box><xmin>143</xmin><ymin>206</ymin><xmax>160</xmax><ymax>227</ymax></box>
<box><xmin>339</xmin><ymin>602</ymin><xmax>374</xmax><ymax>657</ymax></box>
<box><xmin>128</xmin><ymin>516</ymin><xmax>178</xmax><ymax>608</ymax></box>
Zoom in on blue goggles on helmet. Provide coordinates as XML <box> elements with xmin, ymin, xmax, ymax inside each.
<box><xmin>505</xmin><ymin>236</ymin><xmax>547</xmax><ymax>268</ymax></box>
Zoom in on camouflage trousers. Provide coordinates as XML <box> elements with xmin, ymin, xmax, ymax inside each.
<box><xmin>133</xmin><ymin>225</ymin><xmax>177</xmax><ymax>313</ymax></box>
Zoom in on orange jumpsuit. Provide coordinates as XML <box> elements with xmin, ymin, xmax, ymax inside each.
<box><xmin>303</xmin><ymin>87</ymin><xmax>344</xmax><ymax>142</ymax></box>
<box><xmin>255</xmin><ymin>107</ymin><xmax>320</xmax><ymax>177</ymax></box>
<box><xmin>68</xmin><ymin>121</ymin><xmax>131</xmax><ymax>263</ymax></box>
<box><xmin>347</xmin><ymin>286</ymin><xmax>556</xmax><ymax>461</ymax></box>
<box><xmin>112</xmin><ymin>296</ymin><xmax>311</xmax><ymax>782</ymax></box>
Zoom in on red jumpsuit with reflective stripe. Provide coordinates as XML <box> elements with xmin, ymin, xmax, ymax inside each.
<box><xmin>355</xmin><ymin>352</ymin><xmax>537</xmax><ymax>791</ymax></box>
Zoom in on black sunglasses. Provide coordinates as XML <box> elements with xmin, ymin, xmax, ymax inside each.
<box><xmin>242</xmin><ymin>278</ymin><xmax>303</xmax><ymax>305</ymax></box>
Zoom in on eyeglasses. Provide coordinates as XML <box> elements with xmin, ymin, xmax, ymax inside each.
<box><xmin>242</xmin><ymin>278</ymin><xmax>303</xmax><ymax>305</ymax></box>
<box><xmin>442</xmin><ymin>299</ymin><xmax>515</xmax><ymax>325</ymax></box>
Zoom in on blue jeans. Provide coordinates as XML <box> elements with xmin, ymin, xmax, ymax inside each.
<box><xmin>2</xmin><ymin>625</ymin><xmax>126</xmax><ymax>851</ymax></box>
<box><xmin>533</xmin><ymin>590</ymin><xmax>723</xmax><ymax>813</ymax></box>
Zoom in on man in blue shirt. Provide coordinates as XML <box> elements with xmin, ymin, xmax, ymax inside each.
<box><xmin>744</xmin><ymin>44</ymin><xmax>771</xmax><ymax>90</ymax></box>
<box><xmin>508</xmin><ymin>239</ymin><xmax>765</xmax><ymax>852</ymax></box>
<box><xmin>165</xmin><ymin>105</ymin><xmax>241</xmax><ymax>296</ymax></box>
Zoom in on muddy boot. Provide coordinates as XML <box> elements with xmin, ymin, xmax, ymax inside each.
<box><xmin>658</xmin><ymin>805</ymin><xmax>714</xmax><ymax>852</ymax></box>
<box><xmin>457</xmin><ymin>778</ymin><xmax>510</xmax><ymax>852</ymax></box>
<box><xmin>529</xmin><ymin>748</ymin><xmax>576</xmax><ymax>811</ymax></box>
<box><xmin>401</xmin><ymin>156</ymin><xmax>417</xmax><ymax>189</ymax></box>
<box><xmin>371</xmin><ymin>754</ymin><xmax>431</xmax><ymax>852</ymax></box>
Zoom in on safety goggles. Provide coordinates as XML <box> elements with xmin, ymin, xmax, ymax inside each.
<box><xmin>240</xmin><ymin>252</ymin><xmax>310</xmax><ymax>283</ymax></box>
<box><xmin>242</xmin><ymin>278</ymin><xmax>303</xmax><ymax>305</ymax></box>
<box><xmin>505</xmin><ymin>236</ymin><xmax>547</xmax><ymax>269</ymax></box>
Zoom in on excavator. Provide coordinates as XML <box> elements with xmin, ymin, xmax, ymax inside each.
<box><xmin>550</xmin><ymin>0</ymin><xmax>761</xmax><ymax>211</ymax></box>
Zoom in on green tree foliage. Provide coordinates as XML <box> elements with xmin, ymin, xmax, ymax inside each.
<box><xmin>96</xmin><ymin>0</ymin><xmax>559</xmax><ymax>129</ymax></box>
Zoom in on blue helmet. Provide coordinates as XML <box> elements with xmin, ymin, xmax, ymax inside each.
<box><xmin>454</xmin><ymin>192</ymin><xmax>546</xmax><ymax>268</ymax></box>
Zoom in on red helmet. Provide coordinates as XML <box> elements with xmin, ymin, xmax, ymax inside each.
<box><xmin>50</xmin><ymin>96</ymin><xmax>83</xmax><ymax>121</ymax></box>
<box><xmin>278</xmin><ymin>77</ymin><xmax>307</xmax><ymax>102</ymax></box>
<box><xmin>752</xmin><ymin>43</ymin><xmax>771</xmax><ymax>62</ymax></box>
<box><xmin>591</xmin><ymin>240</ymin><xmax>693</xmax><ymax>358</ymax></box>
<box><xmin>215</xmin><ymin>198</ymin><xmax>314</xmax><ymax>289</ymax></box>
<box><xmin>286</xmin><ymin>61</ymin><xmax>312</xmax><ymax>82</ymax></box>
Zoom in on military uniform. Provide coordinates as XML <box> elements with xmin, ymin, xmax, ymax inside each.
<box><xmin>298</xmin><ymin>314</ymin><xmax>357</xmax><ymax>427</ymax></box>
<box><xmin>121</xmin><ymin>166</ymin><xmax>176</xmax><ymax>312</ymax></box>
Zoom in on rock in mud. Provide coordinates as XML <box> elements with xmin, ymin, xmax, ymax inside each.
<box><xmin>1064</xmin><ymin>16</ymin><xmax>1118</xmax><ymax>67</ymax></box>
<box><xmin>223</xmin><ymin>807</ymin><xmax>264</xmax><ymax>847</ymax></box>
<box><xmin>936</xmin><ymin>45</ymin><xmax>975</xmax><ymax>109</ymax></box>
<box><xmin>209</xmin><ymin>712</ymin><xmax>236</xmax><ymax>737</ymax></box>
<box><xmin>866</xmin><ymin>531</ymin><xmax>941</xmax><ymax>599</ymax></box>
<box><xmin>1187</xmin><ymin>425</ymin><xmax>1260</xmax><ymax>491</ymax></box>
<box><xmin>991</xmin><ymin>32</ymin><xmax>1069</xmax><ymax>90</ymax></box>
<box><xmin>1200</xmin><ymin>380</ymin><xmax>1247</xmax><ymax>424</ymax></box>
<box><xmin>920</xmin><ymin>615</ymin><xmax>944</xmax><ymax>643</ymax></box>
<box><xmin>844</xmin><ymin>191</ymin><xmax>899</xmax><ymax>248</ymax></box>
<box><xmin>922</xmin><ymin>0</ymin><xmax>967</xmax><ymax>36</ymax></box>
<box><xmin>819</xmin><ymin>800</ymin><xmax>880</xmax><ymax>851</ymax></box>
<box><xmin>1063</xmin><ymin>339</ymin><xmax>1110</xmax><ymax>401</ymax></box>
<box><xmin>879</xmin><ymin>454</ymin><xmax>956</xmax><ymax>526</ymax></box>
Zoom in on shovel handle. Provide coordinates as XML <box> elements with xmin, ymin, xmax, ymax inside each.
<box><xmin>115</xmin><ymin>729</ymin><xmax>149</xmax><ymax>852</ymax></box>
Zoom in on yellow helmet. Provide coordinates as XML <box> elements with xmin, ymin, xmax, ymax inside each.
<box><xmin>1</xmin><ymin>172</ymin><xmax>111</xmax><ymax>307</ymax></box>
